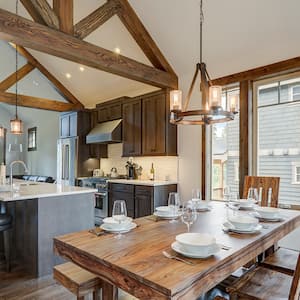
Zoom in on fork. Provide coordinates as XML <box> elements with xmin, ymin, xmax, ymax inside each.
<box><xmin>162</xmin><ymin>251</ymin><xmax>195</xmax><ymax>265</ymax></box>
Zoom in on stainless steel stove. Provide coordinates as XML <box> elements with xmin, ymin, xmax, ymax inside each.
<box><xmin>76</xmin><ymin>177</ymin><xmax>109</xmax><ymax>225</ymax></box>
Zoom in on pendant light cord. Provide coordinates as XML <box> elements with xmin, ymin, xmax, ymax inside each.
<box><xmin>15</xmin><ymin>0</ymin><xmax>19</xmax><ymax>119</ymax></box>
<box><xmin>200</xmin><ymin>0</ymin><xmax>204</xmax><ymax>64</ymax></box>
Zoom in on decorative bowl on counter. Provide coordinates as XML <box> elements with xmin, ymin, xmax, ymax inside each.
<box><xmin>102</xmin><ymin>217</ymin><xmax>133</xmax><ymax>230</ymax></box>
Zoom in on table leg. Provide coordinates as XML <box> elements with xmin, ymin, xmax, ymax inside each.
<box><xmin>102</xmin><ymin>282</ymin><xmax>118</xmax><ymax>300</ymax></box>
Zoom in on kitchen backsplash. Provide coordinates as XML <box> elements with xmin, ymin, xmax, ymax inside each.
<box><xmin>100</xmin><ymin>144</ymin><xmax>178</xmax><ymax>181</ymax></box>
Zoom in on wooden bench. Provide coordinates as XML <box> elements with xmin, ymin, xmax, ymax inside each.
<box><xmin>53</xmin><ymin>262</ymin><xmax>102</xmax><ymax>300</ymax></box>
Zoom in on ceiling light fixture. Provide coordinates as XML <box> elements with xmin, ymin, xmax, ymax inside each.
<box><xmin>170</xmin><ymin>0</ymin><xmax>238</xmax><ymax>125</ymax></box>
<box><xmin>114</xmin><ymin>47</ymin><xmax>121</xmax><ymax>54</ymax></box>
<box><xmin>10</xmin><ymin>0</ymin><xmax>23</xmax><ymax>134</ymax></box>
<box><xmin>0</xmin><ymin>126</ymin><xmax>5</xmax><ymax>138</ymax></box>
<box><xmin>79</xmin><ymin>66</ymin><xmax>85</xmax><ymax>72</ymax></box>
<box><xmin>66</xmin><ymin>73</ymin><xmax>72</xmax><ymax>79</ymax></box>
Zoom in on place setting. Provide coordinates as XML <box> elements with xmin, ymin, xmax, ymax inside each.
<box><xmin>249</xmin><ymin>206</ymin><xmax>285</xmax><ymax>222</ymax></box>
<box><xmin>225</xmin><ymin>187</ymin><xmax>259</xmax><ymax>211</ymax></box>
<box><xmin>188</xmin><ymin>188</ymin><xmax>212</xmax><ymax>212</ymax></box>
<box><xmin>100</xmin><ymin>200</ymin><xmax>137</xmax><ymax>239</ymax></box>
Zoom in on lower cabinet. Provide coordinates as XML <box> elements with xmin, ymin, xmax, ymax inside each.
<box><xmin>108</xmin><ymin>183</ymin><xmax>177</xmax><ymax>218</ymax></box>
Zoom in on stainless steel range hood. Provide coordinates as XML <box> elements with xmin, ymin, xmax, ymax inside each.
<box><xmin>86</xmin><ymin>119</ymin><xmax>122</xmax><ymax>144</ymax></box>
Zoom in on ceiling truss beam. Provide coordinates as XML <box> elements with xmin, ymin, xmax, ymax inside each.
<box><xmin>0</xmin><ymin>63</ymin><xmax>34</xmax><ymax>91</ymax></box>
<box><xmin>0</xmin><ymin>9</ymin><xmax>178</xmax><ymax>89</ymax></box>
<box><xmin>53</xmin><ymin>0</ymin><xmax>73</xmax><ymax>34</ymax></box>
<box><xmin>0</xmin><ymin>91</ymin><xmax>76</xmax><ymax>112</ymax></box>
<box><xmin>74</xmin><ymin>0</ymin><xmax>120</xmax><ymax>39</ymax></box>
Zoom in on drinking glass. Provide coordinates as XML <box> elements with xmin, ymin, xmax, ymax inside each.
<box><xmin>191</xmin><ymin>188</ymin><xmax>201</xmax><ymax>210</ymax></box>
<box><xmin>223</xmin><ymin>186</ymin><xmax>231</xmax><ymax>202</ymax></box>
<box><xmin>180</xmin><ymin>204</ymin><xmax>197</xmax><ymax>232</ymax></box>
<box><xmin>247</xmin><ymin>187</ymin><xmax>259</xmax><ymax>203</ymax></box>
<box><xmin>112</xmin><ymin>200</ymin><xmax>127</xmax><ymax>239</ymax></box>
<box><xmin>227</xmin><ymin>192</ymin><xmax>240</xmax><ymax>217</ymax></box>
<box><xmin>168</xmin><ymin>192</ymin><xmax>180</xmax><ymax>223</ymax></box>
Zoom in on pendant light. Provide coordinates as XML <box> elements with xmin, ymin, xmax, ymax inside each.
<box><xmin>10</xmin><ymin>0</ymin><xmax>23</xmax><ymax>135</ymax></box>
<box><xmin>170</xmin><ymin>0</ymin><xmax>238</xmax><ymax>125</ymax></box>
<box><xmin>0</xmin><ymin>126</ymin><xmax>5</xmax><ymax>138</ymax></box>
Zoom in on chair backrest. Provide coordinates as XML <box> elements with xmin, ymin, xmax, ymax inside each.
<box><xmin>289</xmin><ymin>253</ymin><xmax>300</xmax><ymax>300</ymax></box>
<box><xmin>242</xmin><ymin>176</ymin><xmax>280</xmax><ymax>207</ymax></box>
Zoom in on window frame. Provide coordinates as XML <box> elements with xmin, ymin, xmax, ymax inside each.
<box><xmin>291</xmin><ymin>162</ymin><xmax>300</xmax><ymax>184</ymax></box>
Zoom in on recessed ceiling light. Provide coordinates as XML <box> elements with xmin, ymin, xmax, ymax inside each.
<box><xmin>79</xmin><ymin>66</ymin><xmax>85</xmax><ymax>72</ymax></box>
<box><xmin>65</xmin><ymin>73</ymin><xmax>71</xmax><ymax>79</ymax></box>
<box><xmin>114</xmin><ymin>47</ymin><xmax>121</xmax><ymax>54</ymax></box>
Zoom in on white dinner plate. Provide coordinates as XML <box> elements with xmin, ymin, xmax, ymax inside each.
<box><xmin>223</xmin><ymin>222</ymin><xmax>262</xmax><ymax>234</ymax></box>
<box><xmin>249</xmin><ymin>212</ymin><xmax>284</xmax><ymax>222</ymax></box>
<box><xmin>100</xmin><ymin>222</ymin><xmax>137</xmax><ymax>233</ymax></box>
<box><xmin>171</xmin><ymin>241</ymin><xmax>220</xmax><ymax>258</ymax></box>
<box><xmin>154</xmin><ymin>212</ymin><xmax>182</xmax><ymax>219</ymax></box>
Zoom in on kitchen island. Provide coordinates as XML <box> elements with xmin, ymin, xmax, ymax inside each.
<box><xmin>0</xmin><ymin>181</ymin><xmax>96</xmax><ymax>277</ymax></box>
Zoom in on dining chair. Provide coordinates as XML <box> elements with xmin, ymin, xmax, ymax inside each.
<box><xmin>227</xmin><ymin>253</ymin><xmax>300</xmax><ymax>300</ymax></box>
<box><xmin>242</xmin><ymin>176</ymin><xmax>280</xmax><ymax>207</ymax></box>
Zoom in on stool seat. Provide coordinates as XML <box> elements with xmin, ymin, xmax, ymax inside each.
<box><xmin>0</xmin><ymin>214</ymin><xmax>12</xmax><ymax>226</ymax></box>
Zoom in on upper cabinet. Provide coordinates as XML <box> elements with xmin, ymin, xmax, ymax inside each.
<box><xmin>122</xmin><ymin>90</ymin><xmax>177</xmax><ymax>157</ymax></box>
<box><xmin>96</xmin><ymin>97</ymin><xmax>126</xmax><ymax>123</ymax></box>
<box><xmin>59</xmin><ymin>111</ymin><xmax>90</xmax><ymax>138</ymax></box>
<box><xmin>142</xmin><ymin>92</ymin><xmax>166</xmax><ymax>155</ymax></box>
<box><xmin>123</xmin><ymin>99</ymin><xmax>142</xmax><ymax>157</ymax></box>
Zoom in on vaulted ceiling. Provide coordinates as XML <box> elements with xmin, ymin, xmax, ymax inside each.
<box><xmin>0</xmin><ymin>0</ymin><xmax>299</xmax><ymax>108</ymax></box>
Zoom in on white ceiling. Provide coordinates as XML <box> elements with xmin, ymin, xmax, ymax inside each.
<box><xmin>0</xmin><ymin>0</ymin><xmax>300</xmax><ymax>108</ymax></box>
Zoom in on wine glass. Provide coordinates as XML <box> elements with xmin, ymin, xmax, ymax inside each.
<box><xmin>181</xmin><ymin>203</ymin><xmax>197</xmax><ymax>232</ymax></box>
<box><xmin>223</xmin><ymin>186</ymin><xmax>231</xmax><ymax>202</ymax></box>
<box><xmin>112</xmin><ymin>200</ymin><xmax>127</xmax><ymax>239</ymax></box>
<box><xmin>191</xmin><ymin>188</ymin><xmax>201</xmax><ymax>210</ymax></box>
<box><xmin>247</xmin><ymin>187</ymin><xmax>259</xmax><ymax>203</ymax></box>
<box><xmin>168</xmin><ymin>192</ymin><xmax>180</xmax><ymax>223</ymax></box>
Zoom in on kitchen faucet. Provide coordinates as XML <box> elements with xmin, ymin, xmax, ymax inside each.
<box><xmin>10</xmin><ymin>160</ymin><xmax>29</xmax><ymax>188</ymax></box>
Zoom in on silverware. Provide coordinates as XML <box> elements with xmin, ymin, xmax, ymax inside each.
<box><xmin>220</xmin><ymin>244</ymin><xmax>231</xmax><ymax>250</ymax></box>
<box><xmin>88</xmin><ymin>228</ymin><xmax>106</xmax><ymax>236</ymax></box>
<box><xmin>162</xmin><ymin>251</ymin><xmax>195</xmax><ymax>265</ymax></box>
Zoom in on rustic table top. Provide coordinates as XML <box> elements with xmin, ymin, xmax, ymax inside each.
<box><xmin>54</xmin><ymin>201</ymin><xmax>300</xmax><ymax>300</ymax></box>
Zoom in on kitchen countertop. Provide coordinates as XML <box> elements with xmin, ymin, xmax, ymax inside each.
<box><xmin>0</xmin><ymin>180</ymin><xmax>97</xmax><ymax>202</ymax></box>
<box><xmin>108</xmin><ymin>179</ymin><xmax>177</xmax><ymax>186</ymax></box>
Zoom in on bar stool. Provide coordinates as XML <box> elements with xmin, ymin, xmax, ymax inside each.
<box><xmin>0</xmin><ymin>203</ymin><xmax>12</xmax><ymax>272</ymax></box>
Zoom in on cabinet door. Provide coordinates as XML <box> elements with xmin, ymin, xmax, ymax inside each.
<box><xmin>108</xmin><ymin>191</ymin><xmax>135</xmax><ymax>218</ymax></box>
<box><xmin>142</xmin><ymin>93</ymin><xmax>166</xmax><ymax>155</ymax></box>
<box><xmin>122</xmin><ymin>99</ymin><xmax>142</xmax><ymax>156</ymax></box>
<box><xmin>135</xmin><ymin>186</ymin><xmax>153</xmax><ymax>217</ymax></box>
<box><xmin>60</xmin><ymin>114</ymin><xmax>70</xmax><ymax>138</ymax></box>
<box><xmin>69</xmin><ymin>113</ymin><xmax>77</xmax><ymax>137</ymax></box>
<box><xmin>109</xmin><ymin>102</ymin><xmax>122</xmax><ymax>120</ymax></box>
<box><xmin>98</xmin><ymin>106</ymin><xmax>110</xmax><ymax>123</ymax></box>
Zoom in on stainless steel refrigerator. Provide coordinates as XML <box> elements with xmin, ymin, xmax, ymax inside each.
<box><xmin>57</xmin><ymin>137</ymin><xmax>78</xmax><ymax>186</ymax></box>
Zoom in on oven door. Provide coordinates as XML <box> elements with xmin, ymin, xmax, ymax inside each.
<box><xmin>94</xmin><ymin>192</ymin><xmax>108</xmax><ymax>224</ymax></box>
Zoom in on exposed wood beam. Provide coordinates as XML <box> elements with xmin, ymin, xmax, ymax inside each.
<box><xmin>0</xmin><ymin>9</ymin><xmax>178</xmax><ymax>89</ymax></box>
<box><xmin>74</xmin><ymin>0</ymin><xmax>120</xmax><ymax>39</ymax></box>
<box><xmin>53</xmin><ymin>0</ymin><xmax>73</xmax><ymax>34</ymax></box>
<box><xmin>0</xmin><ymin>91</ymin><xmax>75</xmax><ymax>112</ymax></box>
<box><xmin>116</xmin><ymin>0</ymin><xmax>176</xmax><ymax>75</ymax></box>
<box><xmin>0</xmin><ymin>63</ymin><xmax>34</xmax><ymax>91</ymax></box>
<box><xmin>212</xmin><ymin>57</ymin><xmax>300</xmax><ymax>86</ymax></box>
<box><xmin>20</xmin><ymin>0</ymin><xmax>47</xmax><ymax>25</ymax></box>
<box><xmin>22</xmin><ymin>0</ymin><xmax>59</xmax><ymax>29</ymax></box>
<box><xmin>239</xmin><ymin>80</ymin><xmax>251</xmax><ymax>197</ymax></box>
<box><xmin>10</xmin><ymin>43</ymin><xmax>84</xmax><ymax>109</ymax></box>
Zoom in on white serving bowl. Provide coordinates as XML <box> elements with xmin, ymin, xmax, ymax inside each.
<box><xmin>236</xmin><ymin>199</ymin><xmax>256</xmax><ymax>208</ymax></box>
<box><xmin>155</xmin><ymin>206</ymin><xmax>177</xmax><ymax>216</ymax></box>
<box><xmin>228</xmin><ymin>215</ymin><xmax>258</xmax><ymax>230</ymax></box>
<box><xmin>102</xmin><ymin>217</ymin><xmax>132</xmax><ymax>230</ymax></box>
<box><xmin>175</xmin><ymin>233</ymin><xmax>216</xmax><ymax>255</ymax></box>
<box><xmin>254</xmin><ymin>207</ymin><xmax>279</xmax><ymax>219</ymax></box>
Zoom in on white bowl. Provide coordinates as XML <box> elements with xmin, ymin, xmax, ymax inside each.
<box><xmin>228</xmin><ymin>215</ymin><xmax>258</xmax><ymax>230</ymax></box>
<box><xmin>175</xmin><ymin>233</ymin><xmax>216</xmax><ymax>255</ymax></box>
<box><xmin>254</xmin><ymin>207</ymin><xmax>279</xmax><ymax>219</ymax></box>
<box><xmin>155</xmin><ymin>206</ymin><xmax>177</xmax><ymax>216</ymax></box>
<box><xmin>236</xmin><ymin>199</ymin><xmax>256</xmax><ymax>208</ymax></box>
<box><xmin>102</xmin><ymin>217</ymin><xmax>132</xmax><ymax>230</ymax></box>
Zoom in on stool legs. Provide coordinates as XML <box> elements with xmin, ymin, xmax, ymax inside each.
<box><xmin>3</xmin><ymin>229</ymin><xmax>11</xmax><ymax>272</ymax></box>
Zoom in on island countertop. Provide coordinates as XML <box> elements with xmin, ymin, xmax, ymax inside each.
<box><xmin>0</xmin><ymin>181</ymin><xmax>97</xmax><ymax>202</ymax></box>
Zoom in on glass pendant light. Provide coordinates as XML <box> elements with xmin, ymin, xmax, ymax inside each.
<box><xmin>0</xmin><ymin>126</ymin><xmax>5</xmax><ymax>138</ymax></box>
<box><xmin>10</xmin><ymin>0</ymin><xmax>23</xmax><ymax>135</ymax></box>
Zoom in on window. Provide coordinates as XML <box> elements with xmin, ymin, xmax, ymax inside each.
<box><xmin>291</xmin><ymin>163</ymin><xmax>300</xmax><ymax>184</ymax></box>
<box><xmin>28</xmin><ymin>127</ymin><xmax>37</xmax><ymax>151</ymax></box>
<box><xmin>253</xmin><ymin>73</ymin><xmax>300</xmax><ymax>206</ymax></box>
<box><xmin>210</xmin><ymin>88</ymin><xmax>240</xmax><ymax>200</ymax></box>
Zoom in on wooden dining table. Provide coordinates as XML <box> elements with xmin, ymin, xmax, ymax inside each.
<box><xmin>53</xmin><ymin>201</ymin><xmax>300</xmax><ymax>300</ymax></box>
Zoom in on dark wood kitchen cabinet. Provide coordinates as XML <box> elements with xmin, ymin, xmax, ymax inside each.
<box><xmin>108</xmin><ymin>182</ymin><xmax>177</xmax><ymax>218</ymax></box>
<box><xmin>96</xmin><ymin>97</ymin><xmax>128</xmax><ymax>123</ymax></box>
<box><xmin>142</xmin><ymin>92</ymin><xmax>166</xmax><ymax>155</ymax></box>
<box><xmin>121</xmin><ymin>90</ymin><xmax>177</xmax><ymax>157</ymax></box>
<box><xmin>59</xmin><ymin>111</ymin><xmax>90</xmax><ymax>138</ymax></box>
<box><xmin>122</xmin><ymin>98</ymin><xmax>142</xmax><ymax>157</ymax></box>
